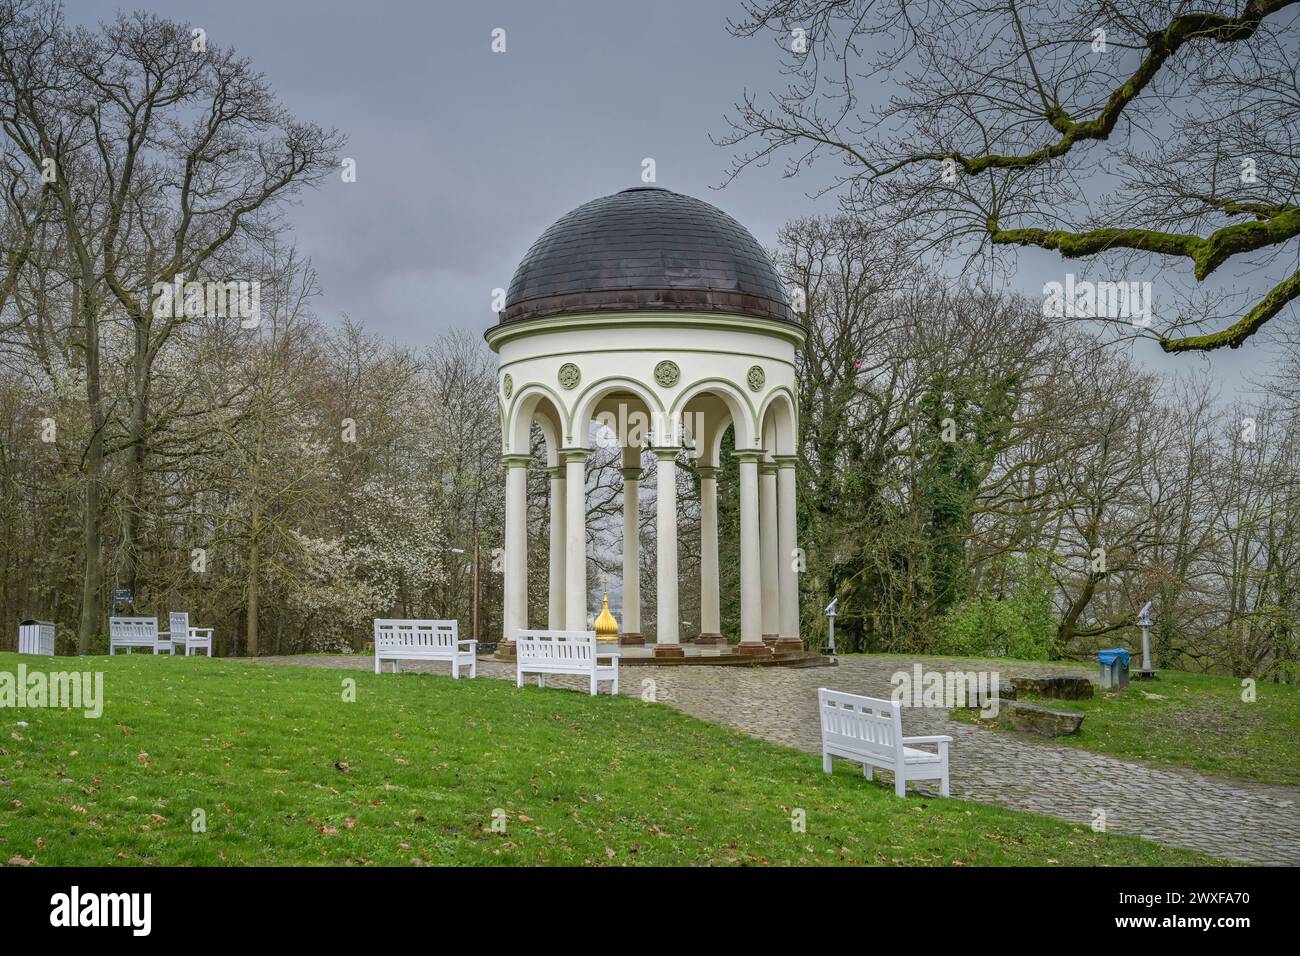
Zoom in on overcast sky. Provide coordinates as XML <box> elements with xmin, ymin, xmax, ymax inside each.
<box><xmin>68</xmin><ymin>0</ymin><xmax>1275</xmax><ymax>393</ymax></box>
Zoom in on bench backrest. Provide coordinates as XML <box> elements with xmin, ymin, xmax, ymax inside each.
<box><xmin>374</xmin><ymin>619</ymin><xmax>459</xmax><ymax>652</ymax></box>
<box><xmin>109</xmin><ymin>616</ymin><xmax>159</xmax><ymax>642</ymax></box>
<box><xmin>170</xmin><ymin>611</ymin><xmax>189</xmax><ymax>636</ymax></box>
<box><xmin>516</xmin><ymin>630</ymin><xmax>598</xmax><ymax>664</ymax></box>
<box><xmin>818</xmin><ymin>688</ymin><xmax>903</xmax><ymax>760</ymax></box>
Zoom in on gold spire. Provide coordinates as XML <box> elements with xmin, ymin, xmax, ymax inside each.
<box><xmin>594</xmin><ymin>577</ymin><xmax>619</xmax><ymax>642</ymax></box>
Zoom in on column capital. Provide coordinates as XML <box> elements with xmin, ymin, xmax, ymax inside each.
<box><xmin>559</xmin><ymin>447</ymin><xmax>589</xmax><ymax>464</ymax></box>
<box><xmin>774</xmin><ymin>454</ymin><xmax>800</xmax><ymax>469</ymax></box>
<box><xmin>696</xmin><ymin>465</ymin><xmax>719</xmax><ymax>480</ymax></box>
<box><xmin>502</xmin><ymin>454</ymin><xmax>532</xmax><ymax>469</ymax></box>
<box><xmin>546</xmin><ymin>465</ymin><xmax>565</xmax><ymax>480</ymax></box>
<box><xmin>620</xmin><ymin>466</ymin><xmax>643</xmax><ymax>481</ymax></box>
<box><xmin>649</xmin><ymin>446</ymin><xmax>679</xmax><ymax>461</ymax></box>
<box><xmin>759</xmin><ymin>461</ymin><xmax>779</xmax><ymax>476</ymax></box>
<box><xmin>732</xmin><ymin>449</ymin><xmax>764</xmax><ymax>464</ymax></box>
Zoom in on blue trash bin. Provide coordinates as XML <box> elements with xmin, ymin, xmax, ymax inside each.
<box><xmin>1098</xmin><ymin>648</ymin><xmax>1131</xmax><ymax>689</ymax></box>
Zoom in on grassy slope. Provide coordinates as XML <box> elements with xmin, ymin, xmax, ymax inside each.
<box><xmin>0</xmin><ymin>653</ymin><xmax>1219</xmax><ymax>866</ymax></box>
<box><xmin>953</xmin><ymin>669</ymin><xmax>1300</xmax><ymax>787</ymax></box>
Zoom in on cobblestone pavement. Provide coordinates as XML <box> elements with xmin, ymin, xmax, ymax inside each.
<box><xmin>249</xmin><ymin>653</ymin><xmax>1300</xmax><ymax>865</ymax></box>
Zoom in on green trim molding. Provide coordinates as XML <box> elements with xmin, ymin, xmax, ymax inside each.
<box><xmin>484</xmin><ymin>310</ymin><xmax>807</xmax><ymax>351</ymax></box>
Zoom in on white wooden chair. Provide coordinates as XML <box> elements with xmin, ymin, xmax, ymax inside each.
<box><xmin>818</xmin><ymin>688</ymin><xmax>951</xmax><ymax>797</ymax></box>
<box><xmin>108</xmin><ymin>616</ymin><xmax>173</xmax><ymax>655</ymax></box>
<box><xmin>373</xmin><ymin>619</ymin><xmax>476</xmax><ymax>678</ymax></box>
<box><xmin>515</xmin><ymin>630</ymin><xmax>617</xmax><ymax>696</ymax></box>
<box><xmin>161</xmin><ymin>612</ymin><xmax>213</xmax><ymax>657</ymax></box>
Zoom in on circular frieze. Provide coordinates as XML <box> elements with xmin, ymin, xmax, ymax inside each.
<box><xmin>746</xmin><ymin>365</ymin><xmax>766</xmax><ymax>392</ymax></box>
<box><xmin>558</xmin><ymin>362</ymin><xmax>581</xmax><ymax>390</ymax></box>
<box><xmin>502</xmin><ymin>373</ymin><xmax>513</xmax><ymax>399</ymax></box>
<box><xmin>654</xmin><ymin>360</ymin><xmax>680</xmax><ymax>388</ymax></box>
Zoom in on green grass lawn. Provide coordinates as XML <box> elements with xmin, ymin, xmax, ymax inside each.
<box><xmin>0</xmin><ymin>653</ymin><xmax>1222</xmax><ymax>866</ymax></box>
<box><xmin>953</xmin><ymin>670</ymin><xmax>1300</xmax><ymax>787</ymax></box>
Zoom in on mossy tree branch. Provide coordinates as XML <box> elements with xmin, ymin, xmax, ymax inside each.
<box><xmin>945</xmin><ymin>0</ymin><xmax>1297</xmax><ymax>175</ymax></box>
<box><xmin>1159</xmin><ymin>266</ymin><xmax>1300</xmax><ymax>351</ymax></box>
<box><xmin>988</xmin><ymin>206</ymin><xmax>1300</xmax><ymax>281</ymax></box>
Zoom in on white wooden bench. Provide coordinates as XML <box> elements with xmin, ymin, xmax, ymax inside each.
<box><xmin>17</xmin><ymin>620</ymin><xmax>55</xmax><ymax>656</ymax></box>
<box><xmin>373</xmin><ymin>619</ymin><xmax>476</xmax><ymax>678</ymax></box>
<box><xmin>515</xmin><ymin>630</ymin><xmax>617</xmax><ymax>696</ymax></box>
<box><xmin>109</xmin><ymin>616</ymin><xmax>173</xmax><ymax>655</ymax></box>
<box><xmin>818</xmin><ymin>688</ymin><xmax>951</xmax><ymax>797</ymax></box>
<box><xmin>161</xmin><ymin>612</ymin><xmax>213</xmax><ymax>657</ymax></box>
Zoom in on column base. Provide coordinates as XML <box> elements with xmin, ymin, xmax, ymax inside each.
<box><xmin>494</xmin><ymin>639</ymin><xmax>516</xmax><ymax>661</ymax></box>
<box><xmin>694</xmin><ymin>633</ymin><xmax>726</xmax><ymax>645</ymax></box>
<box><xmin>734</xmin><ymin>641</ymin><xmax>773</xmax><ymax>658</ymax></box>
<box><xmin>653</xmin><ymin>643</ymin><xmax>685</xmax><ymax>659</ymax></box>
<box><xmin>619</xmin><ymin>632</ymin><xmax>645</xmax><ymax>646</ymax></box>
<box><xmin>761</xmin><ymin>634</ymin><xmax>779</xmax><ymax>646</ymax></box>
<box><xmin>773</xmin><ymin>637</ymin><xmax>804</xmax><ymax>655</ymax></box>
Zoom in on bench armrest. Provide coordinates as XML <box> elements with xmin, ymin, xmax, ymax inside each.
<box><xmin>190</xmin><ymin>628</ymin><xmax>214</xmax><ymax>638</ymax></box>
<box><xmin>157</xmin><ymin>631</ymin><xmax>171</xmax><ymax>639</ymax></box>
<box><xmin>456</xmin><ymin>639</ymin><xmax>476</xmax><ymax>647</ymax></box>
<box><xmin>902</xmin><ymin>735</ymin><xmax>952</xmax><ymax>745</ymax></box>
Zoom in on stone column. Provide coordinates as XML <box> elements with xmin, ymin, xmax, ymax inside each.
<box><xmin>563</xmin><ymin>449</ymin><xmax>588</xmax><ymax>631</ymax></box>
<box><xmin>652</xmin><ymin>448</ymin><xmax>683</xmax><ymax>658</ymax></box>
<box><xmin>696</xmin><ymin>465</ymin><xmax>724</xmax><ymax>644</ymax></box>
<box><xmin>547</xmin><ymin>465</ymin><xmax>565</xmax><ymax>630</ymax></box>
<box><xmin>759</xmin><ymin>461</ymin><xmax>780</xmax><ymax>645</ymax></box>
<box><xmin>619</xmin><ymin>463</ymin><xmax>644</xmax><ymax>645</ymax></box>
<box><xmin>734</xmin><ymin>451</ymin><xmax>770</xmax><ymax>657</ymax></box>
<box><xmin>498</xmin><ymin>454</ymin><xmax>530</xmax><ymax>659</ymax></box>
<box><xmin>775</xmin><ymin>455</ymin><xmax>802</xmax><ymax>653</ymax></box>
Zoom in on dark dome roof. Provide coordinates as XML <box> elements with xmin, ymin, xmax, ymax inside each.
<box><xmin>501</xmin><ymin>187</ymin><xmax>794</xmax><ymax>324</ymax></box>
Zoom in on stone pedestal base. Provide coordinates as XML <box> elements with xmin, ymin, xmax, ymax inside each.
<box><xmin>619</xmin><ymin>632</ymin><xmax>646</xmax><ymax>646</ymax></box>
<box><xmin>734</xmin><ymin>641</ymin><xmax>773</xmax><ymax>658</ymax></box>
<box><xmin>773</xmin><ymin>637</ymin><xmax>804</xmax><ymax>654</ymax></box>
<box><xmin>653</xmin><ymin>643</ymin><xmax>685</xmax><ymax>659</ymax></box>
<box><xmin>494</xmin><ymin>640</ymin><xmax>516</xmax><ymax>661</ymax></box>
<box><xmin>694</xmin><ymin>633</ymin><xmax>726</xmax><ymax>645</ymax></box>
<box><xmin>761</xmin><ymin>634</ymin><xmax>778</xmax><ymax>646</ymax></box>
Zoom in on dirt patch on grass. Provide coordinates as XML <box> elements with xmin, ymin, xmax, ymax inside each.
<box><xmin>1147</xmin><ymin>701</ymin><xmax>1266</xmax><ymax>738</ymax></box>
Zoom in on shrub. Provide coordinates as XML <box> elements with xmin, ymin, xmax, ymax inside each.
<box><xmin>932</xmin><ymin>554</ymin><xmax>1054</xmax><ymax>660</ymax></box>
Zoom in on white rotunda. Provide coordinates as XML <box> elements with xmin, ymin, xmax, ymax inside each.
<box><xmin>487</xmin><ymin>187</ymin><xmax>803</xmax><ymax>659</ymax></box>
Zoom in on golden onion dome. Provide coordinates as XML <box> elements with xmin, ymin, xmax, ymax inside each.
<box><xmin>594</xmin><ymin>587</ymin><xmax>619</xmax><ymax>642</ymax></box>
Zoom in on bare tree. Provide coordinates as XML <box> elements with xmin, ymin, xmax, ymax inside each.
<box><xmin>720</xmin><ymin>0</ymin><xmax>1300</xmax><ymax>352</ymax></box>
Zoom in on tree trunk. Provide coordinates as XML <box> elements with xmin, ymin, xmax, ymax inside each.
<box><xmin>246</xmin><ymin>514</ymin><xmax>261</xmax><ymax>657</ymax></box>
<box><xmin>77</xmin><ymin>285</ymin><xmax>104</xmax><ymax>653</ymax></box>
<box><xmin>121</xmin><ymin>322</ymin><xmax>151</xmax><ymax>602</ymax></box>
